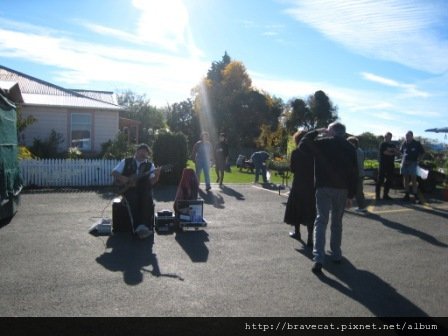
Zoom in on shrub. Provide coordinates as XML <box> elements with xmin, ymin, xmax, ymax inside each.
<box><xmin>18</xmin><ymin>146</ymin><xmax>34</xmax><ymax>160</ymax></box>
<box><xmin>30</xmin><ymin>129</ymin><xmax>64</xmax><ymax>158</ymax></box>
<box><xmin>152</xmin><ymin>132</ymin><xmax>188</xmax><ymax>185</ymax></box>
<box><xmin>67</xmin><ymin>147</ymin><xmax>82</xmax><ymax>159</ymax></box>
<box><xmin>101</xmin><ymin>132</ymin><xmax>134</xmax><ymax>159</ymax></box>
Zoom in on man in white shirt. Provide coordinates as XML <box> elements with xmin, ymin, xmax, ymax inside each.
<box><xmin>112</xmin><ymin>144</ymin><xmax>161</xmax><ymax>239</ymax></box>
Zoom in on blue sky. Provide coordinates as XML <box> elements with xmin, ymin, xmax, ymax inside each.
<box><xmin>1</xmin><ymin>0</ymin><xmax>447</xmax><ymax>142</ymax></box>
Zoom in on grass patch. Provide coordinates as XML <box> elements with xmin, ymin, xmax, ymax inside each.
<box><xmin>186</xmin><ymin>160</ymin><xmax>286</xmax><ymax>184</ymax></box>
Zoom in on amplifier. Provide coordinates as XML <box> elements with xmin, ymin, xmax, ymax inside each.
<box><xmin>155</xmin><ymin>209</ymin><xmax>176</xmax><ymax>234</ymax></box>
<box><xmin>112</xmin><ymin>197</ymin><xmax>132</xmax><ymax>233</ymax></box>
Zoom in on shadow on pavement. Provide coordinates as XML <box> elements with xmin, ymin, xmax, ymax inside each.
<box><xmin>320</xmin><ymin>258</ymin><xmax>429</xmax><ymax>317</ymax></box>
<box><xmin>218</xmin><ymin>185</ymin><xmax>245</xmax><ymax>200</ymax></box>
<box><xmin>175</xmin><ymin>230</ymin><xmax>209</xmax><ymax>262</ymax></box>
<box><xmin>199</xmin><ymin>189</ymin><xmax>225</xmax><ymax>209</ymax></box>
<box><xmin>350</xmin><ymin>211</ymin><xmax>448</xmax><ymax>248</ymax></box>
<box><xmin>96</xmin><ymin>233</ymin><xmax>184</xmax><ymax>285</ymax></box>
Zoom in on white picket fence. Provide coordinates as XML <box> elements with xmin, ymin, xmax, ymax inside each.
<box><xmin>19</xmin><ymin>159</ymin><xmax>120</xmax><ymax>187</ymax></box>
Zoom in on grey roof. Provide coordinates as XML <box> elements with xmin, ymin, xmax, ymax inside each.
<box><xmin>0</xmin><ymin>65</ymin><xmax>121</xmax><ymax>110</ymax></box>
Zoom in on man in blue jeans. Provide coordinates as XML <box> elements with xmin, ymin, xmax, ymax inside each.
<box><xmin>300</xmin><ymin>122</ymin><xmax>358</xmax><ymax>275</ymax></box>
<box><xmin>192</xmin><ymin>132</ymin><xmax>213</xmax><ymax>191</ymax></box>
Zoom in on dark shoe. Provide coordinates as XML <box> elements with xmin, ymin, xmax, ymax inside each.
<box><xmin>383</xmin><ymin>195</ymin><xmax>393</xmax><ymax>200</ymax></box>
<box><xmin>306</xmin><ymin>238</ymin><xmax>313</xmax><ymax>248</ymax></box>
<box><xmin>403</xmin><ymin>193</ymin><xmax>410</xmax><ymax>201</ymax></box>
<box><xmin>311</xmin><ymin>262</ymin><xmax>323</xmax><ymax>275</ymax></box>
<box><xmin>206</xmin><ymin>186</ymin><xmax>211</xmax><ymax>191</ymax></box>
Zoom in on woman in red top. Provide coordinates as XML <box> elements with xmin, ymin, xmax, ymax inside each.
<box><xmin>173</xmin><ymin>168</ymin><xmax>199</xmax><ymax>214</ymax></box>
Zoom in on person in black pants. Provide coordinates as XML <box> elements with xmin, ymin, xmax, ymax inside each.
<box><xmin>112</xmin><ymin>144</ymin><xmax>161</xmax><ymax>239</ymax></box>
<box><xmin>214</xmin><ymin>133</ymin><xmax>229</xmax><ymax>186</ymax></box>
<box><xmin>284</xmin><ymin>131</ymin><xmax>315</xmax><ymax>247</ymax></box>
<box><xmin>376</xmin><ymin>132</ymin><xmax>399</xmax><ymax>200</ymax></box>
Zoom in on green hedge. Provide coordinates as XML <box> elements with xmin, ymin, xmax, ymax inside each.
<box><xmin>152</xmin><ymin>132</ymin><xmax>188</xmax><ymax>185</ymax></box>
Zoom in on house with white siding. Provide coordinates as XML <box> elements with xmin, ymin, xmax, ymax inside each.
<box><xmin>0</xmin><ymin>65</ymin><xmax>122</xmax><ymax>156</ymax></box>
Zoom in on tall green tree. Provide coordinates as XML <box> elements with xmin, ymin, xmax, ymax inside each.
<box><xmin>117</xmin><ymin>90</ymin><xmax>165</xmax><ymax>143</ymax></box>
<box><xmin>166</xmin><ymin>99</ymin><xmax>200</xmax><ymax>150</ymax></box>
<box><xmin>357</xmin><ymin>132</ymin><xmax>381</xmax><ymax>151</ymax></box>
<box><xmin>287</xmin><ymin>90</ymin><xmax>337</xmax><ymax>131</ymax></box>
<box><xmin>285</xmin><ymin>98</ymin><xmax>308</xmax><ymax>133</ymax></box>
<box><xmin>193</xmin><ymin>53</ymin><xmax>282</xmax><ymax>149</ymax></box>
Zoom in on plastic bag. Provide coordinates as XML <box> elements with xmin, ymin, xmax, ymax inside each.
<box><xmin>417</xmin><ymin>166</ymin><xmax>429</xmax><ymax>180</ymax></box>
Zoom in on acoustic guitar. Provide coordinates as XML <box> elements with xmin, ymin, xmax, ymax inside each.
<box><xmin>115</xmin><ymin>164</ymin><xmax>173</xmax><ymax>195</ymax></box>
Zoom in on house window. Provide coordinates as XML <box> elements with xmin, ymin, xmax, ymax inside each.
<box><xmin>71</xmin><ymin>113</ymin><xmax>92</xmax><ymax>151</ymax></box>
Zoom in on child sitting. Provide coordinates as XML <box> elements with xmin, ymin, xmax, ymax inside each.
<box><xmin>173</xmin><ymin>168</ymin><xmax>199</xmax><ymax>216</ymax></box>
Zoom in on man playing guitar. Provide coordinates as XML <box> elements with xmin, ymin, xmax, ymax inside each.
<box><xmin>111</xmin><ymin>143</ymin><xmax>161</xmax><ymax>239</ymax></box>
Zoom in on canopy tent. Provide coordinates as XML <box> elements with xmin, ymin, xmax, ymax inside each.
<box><xmin>425</xmin><ymin>127</ymin><xmax>448</xmax><ymax>133</ymax></box>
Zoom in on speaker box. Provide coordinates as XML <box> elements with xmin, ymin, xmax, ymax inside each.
<box><xmin>112</xmin><ymin>197</ymin><xmax>132</xmax><ymax>232</ymax></box>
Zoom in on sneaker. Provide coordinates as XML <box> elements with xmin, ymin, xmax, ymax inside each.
<box><xmin>289</xmin><ymin>231</ymin><xmax>301</xmax><ymax>240</ymax></box>
<box><xmin>206</xmin><ymin>185</ymin><xmax>212</xmax><ymax>191</ymax></box>
<box><xmin>311</xmin><ymin>262</ymin><xmax>323</xmax><ymax>275</ymax></box>
<box><xmin>136</xmin><ymin>225</ymin><xmax>151</xmax><ymax>239</ymax></box>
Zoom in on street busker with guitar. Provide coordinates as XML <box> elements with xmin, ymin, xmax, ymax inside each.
<box><xmin>111</xmin><ymin>144</ymin><xmax>161</xmax><ymax>239</ymax></box>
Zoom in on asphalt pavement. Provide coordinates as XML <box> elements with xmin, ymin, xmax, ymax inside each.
<box><xmin>0</xmin><ymin>182</ymin><xmax>447</xmax><ymax>317</ymax></box>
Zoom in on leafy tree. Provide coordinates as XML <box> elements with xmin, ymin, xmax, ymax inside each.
<box><xmin>285</xmin><ymin>98</ymin><xmax>308</xmax><ymax>133</ymax></box>
<box><xmin>16</xmin><ymin>105</ymin><xmax>36</xmax><ymax>144</ymax></box>
<box><xmin>166</xmin><ymin>99</ymin><xmax>200</xmax><ymax>149</ymax></box>
<box><xmin>152</xmin><ymin>131</ymin><xmax>188</xmax><ymax>185</ymax></box>
<box><xmin>101</xmin><ymin>132</ymin><xmax>134</xmax><ymax>159</ymax></box>
<box><xmin>193</xmin><ymin>53</ymin><xmax>282</xmax><ymax>150</ymax></box>
<box><xmin>256</xmin><ymin>123</ymin><xmax>288</xmax><ymax>155</ymax></box>
<box><xmin>287</xmin><ymin>90</ymin><xmax>337</xmax><ymax>131</ymax></box>
<box><xmin>357</xmin><ymin>132</ymin><xmax>381</xmax><ymax>151</ymax></box>
<box><xmin>117</xmin><ymin>90</ymin><xmax>165</xmax><ymax>143</ymax></box>
<box><xmin>309</xmin><ymin>90</ymin><xmax>337</xmax><ymax>128</ymax></box>
<box><xmin>206</xmin><ymin>51</ymin><xmax>231</xmax><ymax>82</ymax></box>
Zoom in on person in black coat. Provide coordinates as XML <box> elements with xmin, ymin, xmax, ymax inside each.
<box><xmin>284</xmin><ymin>131</ymin><xmax>316</xmax><ymax>247</ymax></box>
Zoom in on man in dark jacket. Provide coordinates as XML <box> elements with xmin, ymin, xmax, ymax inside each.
<box><xmin>376</xmin><ymin>132</ymin><xmax>399</xmax><ymax>200</ymax></box>
<box><xmin>300</xmin><ymin>122</ymin><xmax>358</xmax><ymax>275</ymax></box>
<box><xmin>400</xmin><ymin>131</ymin><xmax>425</xmax><ymax>202</ymax></box>
<box><xmin>250</xmin><ymin>150</ymin><xmax>270</xmax><ymax>183</ymax></box>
